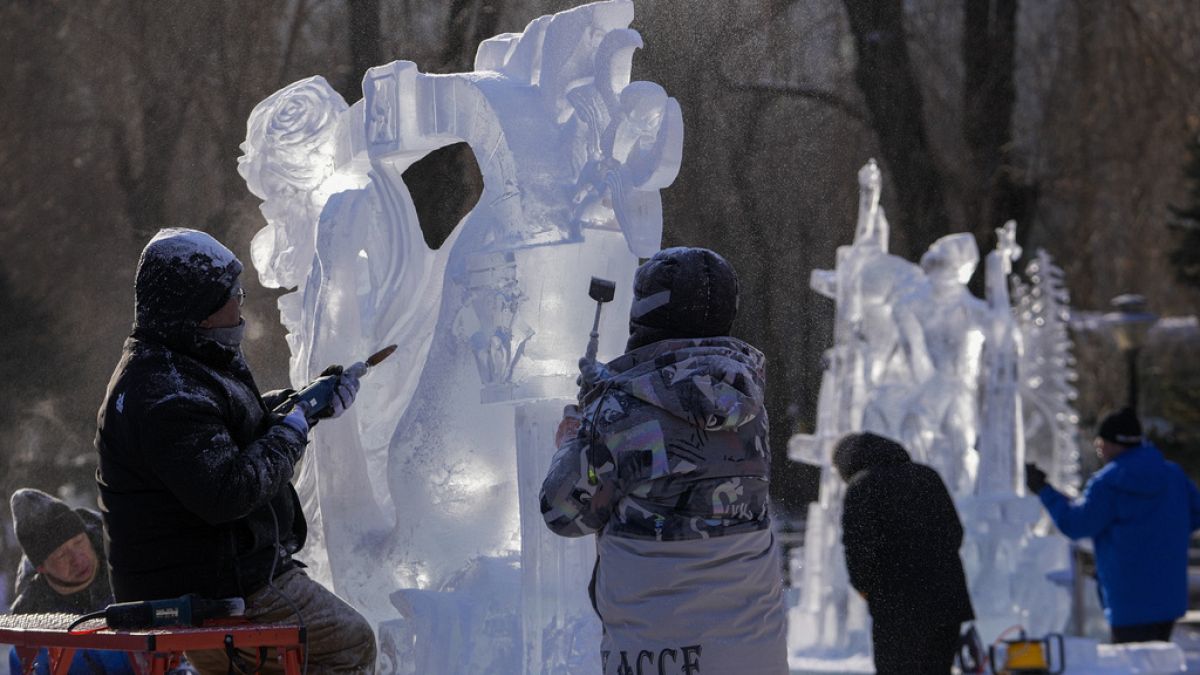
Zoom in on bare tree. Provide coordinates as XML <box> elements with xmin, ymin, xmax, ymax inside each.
<box><xmin>342</xmin><ymin>0</ymin><xmax>382</xmax><ymax>101</ymax></box>
<box><xmin>962</xmin><ymin>0</ymin><xmax>1038</xmax><ymax>248</ymax></box>
<box><xmin>842</xmin><ymin>0</ymin><xmax>951</xmax><ymax>259</ymax></box>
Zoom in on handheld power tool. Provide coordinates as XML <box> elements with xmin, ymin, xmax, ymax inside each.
<box><xmin>989</xmin><ymin>630</ymin><xmax>1065</xmax><ymax>675</ymax></box>
<box><xmin>274</xmin><ymin>344</ymin><xmax>398</xmax><ymax>418</ymax></box>
<box><xmin>70</xmin><ymin>594</ymin><xmax>245</xmax><ymax>632</ymax></box>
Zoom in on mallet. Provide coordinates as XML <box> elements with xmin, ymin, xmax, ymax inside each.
<box><xmin>584</xmin><ymin>277</ymin><xmax>617</xmax><ymax>364</ymax></box>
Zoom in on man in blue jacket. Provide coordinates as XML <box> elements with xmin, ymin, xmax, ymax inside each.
<box><xmin>1027</xmin><ymin>407</ymin><xmax>1200</xmax><ymax>643</ymax></box>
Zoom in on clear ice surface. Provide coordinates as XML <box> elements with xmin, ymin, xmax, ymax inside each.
<box><xmin>238</xmin><ymin>1</ymin><xmax>682</xmax><ymax>672</ymax></box>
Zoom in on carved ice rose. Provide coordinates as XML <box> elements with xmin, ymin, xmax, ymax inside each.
<box><xmin>239</xmin><ymin>76</ymin><xmax>348</xmax><ymax>199</ymax></box>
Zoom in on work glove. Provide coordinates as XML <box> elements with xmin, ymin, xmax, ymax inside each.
<box><xmin>329</xmin><ymin>366</ymin><xmax>361</xmax><ymax>418</ymax></box>
<box><xmin>556</xmin><ymin>404</ymin><xmax>583</xmax><ymax>446</ymax></box>
<box><xmin>1024</xmin><ymin>462</ymin><xmax>1048</xmax><ymax>495</ymax></box>
<box><xmin>313</xmin><ymin>364</ymin><xmax>361</xmax><ymax>420</ymax></box>
<box><xmin>576</xmin><ymin>357</ymin><xmax>611</xmax><ymax>402</ymax></box>
<box><xmin>280</xmin><ymin>407</ymin><xmax>310</xmax><ymax>436</ymax></box>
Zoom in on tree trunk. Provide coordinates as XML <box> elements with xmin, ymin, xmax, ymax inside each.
<box><xmin>963</xmin><ymin>0</ymin><xmax>1037</xmax><ymax>249</ymax></box>
<box><xmin>342</xmin><ymin>0</ymin><xmax>381</xmax><ymax>102</ymax></box>
<box><xmin>842</xmin><ymin>0</ymin><xmax>951</xmax><ymax>259</ymax></box>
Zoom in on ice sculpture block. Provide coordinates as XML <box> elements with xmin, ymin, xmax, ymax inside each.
<box><xmin>238</xmin><ymin>1</ymin><xmax>683</xmax><ymax>672</ymax></box>
<box><xmin>788</xmin><ymin>161</ymin><xmax>1072</xmax><ymax>663</ymax></box>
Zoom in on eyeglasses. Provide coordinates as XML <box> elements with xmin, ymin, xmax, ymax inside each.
<box><xmin>235</xmin><ymin>288</ymin><xmax>247</xmax><ymax>306</ymax></box>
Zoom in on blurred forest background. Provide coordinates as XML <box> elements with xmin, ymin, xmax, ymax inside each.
<box><xmin>2</xmin><ymin>0</ymin><xmax>1200</xmax><ymax>593</ymax></box>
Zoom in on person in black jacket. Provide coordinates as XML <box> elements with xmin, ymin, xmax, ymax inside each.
<box><xmin>8</xmin><ymin>488</ymin><xmax>135</xmax><ymax>675</ymax></box>
<box><xmin>96</xmin><ymin>228</ymin><xmax>374</xmax><ymax>674</ymax></box>
<box><xmin>9</xmin><ymin>488</ymin><xmax>113</xmax><ymax>615</ymax></box>
<box><xmin>834</xmin><ymin>432</ymin><xmax>974</xmax><ymax>675</ymax></box>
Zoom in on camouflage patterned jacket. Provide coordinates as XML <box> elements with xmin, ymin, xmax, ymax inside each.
<box><xmin>541</xmin><ymin>337</ymin><xmax>773</xmax><ymax>541</ymax></box>
<box><xmin>541</xmin><ymin>337</ymin><xmax>787</xmax><ymax>674</ymax></box>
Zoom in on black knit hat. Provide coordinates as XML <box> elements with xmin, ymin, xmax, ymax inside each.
<box><xmin>626</xmin><ymin>247</ymin><xmax>740</xmax><ymax>351</ymax></box>
<box><xmin>133</xmin><ymin>228</ymin><xmax>243</xmax><ymax>335</ymax></box>
<box><xmin>1097</xmin><ymin>407</ymin><xmax>1143</xmax><ymax>446</ymax></box>
<box><xmin>10</xmin><ymin>488</ymin><xmax>86</xmax><ymax>567</ymax></box>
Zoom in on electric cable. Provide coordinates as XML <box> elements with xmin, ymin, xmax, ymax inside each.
<box><xmin>67</xmin><ymin>611</ymin><xmax>107</xmax><ymax>633</ymax></box>
<box><xmin>267</xmin><ymin>502</ymin><xmax>309</xmax><ymax>675</ymax></box>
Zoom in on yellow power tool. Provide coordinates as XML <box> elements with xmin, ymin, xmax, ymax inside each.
<box><xmin>988</xmin><ymin>630</ymin><xmax>1065</xmax><ymax>674</ymax></box>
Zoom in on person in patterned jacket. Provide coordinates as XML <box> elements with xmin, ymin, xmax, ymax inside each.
<box><xmin>541</xmin><ymin>247</ymin><xmax>788</xmax><ymax>675</ymax></box>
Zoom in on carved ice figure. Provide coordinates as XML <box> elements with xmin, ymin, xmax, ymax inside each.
<box><xmin>240</xmin><ymin>74</ymin><xmax>445</xmax><ymax>610</ymax></box>
<box><xmin>890</xmin><ymin>233</ymin><xmax>988</xmax><ymax>494</ymax></box>
<box><xmin>975</xmin><ymin>221</ymin><xmax>1025</xmax><ymax>496</ymax></box>
<box><xmin>239</xmin><ymin>1</ymin><xmax>682</xmax><ymax>672</ymax></box>
<box><xmin>789</xmin><ymin>162</ymin><xmax>1070</xmax><ymax>663</ymax></box>
<box><xmin>790</xmin><ymin>160</ymin><xmax>915</xmax><ymax>654</ymax></box>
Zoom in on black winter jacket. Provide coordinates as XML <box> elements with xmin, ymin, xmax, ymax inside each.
<box><xmin>837</xmin><ymin>435</ymin><xmax>974</xmax><ymax>625</ymax></box>
<box><xmin>11</xmin><ymin>509</ymin><xmax>114</xmax><ymax>614</ymax></box>
<box><xmin>96</xmin><ymin>229</ymin><xmax>308</xmax><ymax>601</ymax></box>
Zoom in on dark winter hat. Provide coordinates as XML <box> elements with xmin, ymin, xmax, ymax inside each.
<box><xmin>1097</xmin><ymin>407</ymin><xmax>1143</xmax><ymax>446</ymax></box>
<box><xmin>832</xmin><ymin>432</ymin><xmax>911</xmax><ymax>482</ymax></box>
<box><xmin>10</xmin><ymin>488</ymin><xmax>86</xmax><ymax>567</ymax></box>
<box><xmin>133</xmin><ymin>228</ymin><xmax>243</xmax><ymax>334</ymax></box>
<box><xmin>626</xmin><ymin>247</ymin><xmax>740</xmax><ymax>351</ymax></box>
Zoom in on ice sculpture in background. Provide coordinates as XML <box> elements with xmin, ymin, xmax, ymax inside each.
<box><xmin>1013</xmin><ymin>250</ymin><xmax>1082</xmax><ymax>490</ymax></box>
<box><xmin>788</xmin><ymin>161</ymin><xmax>1071</xmax><ymax>661</ymax></box>
<box><xmin>238</xmin><ymin>1</ymin><xmax>683</xmax><ymax>672</ymax></box>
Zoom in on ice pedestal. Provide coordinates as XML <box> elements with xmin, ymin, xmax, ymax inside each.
<box><xmin>515</xmin><ymin>403</ymin><xmax>598</xmax><ymax>671</ymax></box>
<box><xmin>958</xmin><ymin>495</ymin><xmax>1070</xmax><ymax>641</ymax></box>
<box><xmin>475</xmin><ymin>235</ymin><xmax>639</xmax><ymax>672</ymax></box>
<box><xmin>380</xmin><ymin>557</ymin><xmax>521</xmax><ymax>674</ymax></box>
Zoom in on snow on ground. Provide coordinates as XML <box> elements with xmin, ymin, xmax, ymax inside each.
<box><xmin>790</xmin><ymin>631</ymin><xmax>1200</xmax><ymax>674</ymax></box>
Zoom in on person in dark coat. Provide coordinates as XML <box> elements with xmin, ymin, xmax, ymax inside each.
<box><xmin>833</xmin><ymin>432</ymin><xmax>974</xmax><ymax>675</ymax></box>
<box><xmin>8</xmin><ymin>488</ymin><xmax>133</xmax><ymax>675</ymax></box>
<box><xmin>95</xmin><ymin>228</ymin><xmax>374</xmax><ymax>674</ymax></box>
<box><xmin>1027</xmin><ymin>407</ymin><xmax>1200</xmax><ymax>643</ymax></box>
<box><xmin>9</xmin><ymin>488</ymin><xmax>112</xmax><ymax>615</ymax></box>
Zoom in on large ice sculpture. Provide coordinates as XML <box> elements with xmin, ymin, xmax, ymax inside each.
<box><xmin>788</xmin><ymin>161</ymin><xmax>1071</xmax><ymax>660</ymax></box>
<box><xmin>238</xmin><ymin>1</ymin><xmax>682</xmax><ymax>672</ymax></box>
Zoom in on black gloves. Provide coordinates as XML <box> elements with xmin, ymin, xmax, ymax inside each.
<box><xmin>1024</xmin><ymin>462</ymin><xmax>1048</xmax><ymax>495</ymax></box>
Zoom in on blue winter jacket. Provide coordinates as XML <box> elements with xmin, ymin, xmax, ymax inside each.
<box><xmin>1038</xmin><ymin>443</ymin><xmax>1200</xmax><ymax>627</ymax></box>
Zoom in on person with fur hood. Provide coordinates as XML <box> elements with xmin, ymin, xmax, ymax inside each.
<box><xmin>540</xmin><ymin>247</ymin><xmax>788</xmax><ymax>675</ymax></box>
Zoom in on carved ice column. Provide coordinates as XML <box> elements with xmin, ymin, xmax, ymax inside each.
<box><xmin>469</xmin><ymin>239</ymin><xmax>639</xmax><ymax>671</ymax></box>
<box><xmin>787</xmin><ymin>161</ymin><xmax>888</xmax><ymax>655</ymax></box>
<box><xmin>976</xmin><ymin>221</ymin><xmax>1025</xmax><ymax>496</ymax></box>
